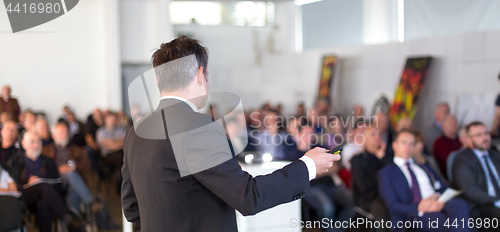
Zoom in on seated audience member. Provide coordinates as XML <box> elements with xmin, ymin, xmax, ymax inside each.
<box><xmin>35</xmin><ymin>118</ymin><xmax>54</xmax><ymax>146</ymax></box>
<box><xmin>254</xmin><ymin>109</ymin><xmax>286</xmax><ymax>160</ymax></box>
<box><xmin>65</xmin><ymin>112</ymin><xmax>87</xmax><ymax>147</ymax></box>
<box><xmin>21</xmin><ymin>110</ymin><xmax>36</xmax><ymax>133</ymax></box>
<box><xmin>425</xmin><ymin>103</ymin><xmax>450</xmax><ymax>152</ymax></box>
<box><xmin>341</xmin><ymin>119</ymin><xmax>365</xmax><ymax>171</ymax></box>
<box><xmin>116</xmin><ymin>110</ymin><xmax>132</xmax><ymax>129</ymax></box>
<box><xmin>225</xmin><ymin>117</ymin><xmax>246</xmax><ymax>157</ymax></box>
<box><xmin>446</xmin><ymin>127</ymin><xmax>470</xmax><ymax>181</ymax></box>
<box><xmin>452</xmin><ymin>121</ymin><xmax>500</xmax><ymax>221</ymax></box>
<box><xmin>58</xmin><ymin>105</ymin><xmax>72</xmax><ymax>122</ymax></box>
<box><xmin>351</xmin><ymin>123</ymin><xmax>388</xmax><ymax>213</ymax></box>
<box><xmin>0</xmin><ymin>121</ymin><xmax>23</xmax><ymax>168</ymax></box>
<box><xmin>491</xmin><ymin>74</ymin><xmax>500</xmax><ymax>137</ymax></box>
<box><xmin>296</xmin><ymin>102</ymin><xmax>306</xmax><ymax>119</ymax></box>
<box><xmin>322</xmin><ymin>116</ymin><xmax>344</xmax><ymax>149</ymax></box>
<box><xmin>433</xmin><ymin>115</ymin><xmax>461</xmax><ymax>179</ymax></box>
<box><xmin>85</xmin><ymin>108</ymin><xmax>104</xmax><ymax>172</ymax></box>
<box><xmin>347</xmin><ymin>104</ymin><xmax>364</xmax><ymax>131</ymax></box>
<box><xmin>316</xmin><ymin>98</ymin><xmax>331</xmax><ymax>117</ymax></box>
<box><xmin>283</xmin><ymin>123</ymin><xmax>317</xmax><ymax>161</ymax></box>
<box><xmin>0</xmin><ymin>85</ymin><xmax>21</xmax><ymax>123</ymax></box>
<box><xmin>378</xmin><ymin>129</ymin><xmax>470</xmax><ymax>232</ymax></box>
<box><xmin>44</xmin><ymin>122</ymin><xmax>96</xmax><ymax>212</ymax></box>
<box><xmin>304</xmin><ymin>162</ymin><xmax>355</xmax><ymax>232</ymax></box>
<box><xmin>96</xmin><ymin>112</ymin><xmax>126</xmax><ymax>180</ymax></box>
<box><xmin>12</xmin><ymin>131</ymin><xmax>82</xmax><ymax>232</ymax></box>
<box><xmin>373</xmin><ymin>111</ymin><xmax>394</xmax><ymax>155</ymax></box>
<box><xmin>412</xmin><ymin>131</ymin><xmax>446</xmax><ymax>182</ymax></box>
<box><xmin>308</xmin><ymin>107</ymin><xmax>325</xmax><ymax>133</ymax></box>
<box><xmin>0</xmin><ymin>112</ymin><xmax>12</xmax><ymax>129</ymax></box>
<box><xmin>396</xmin><ymin>117</ymin><xmax>412</xmax><ymax>132</ymax></box>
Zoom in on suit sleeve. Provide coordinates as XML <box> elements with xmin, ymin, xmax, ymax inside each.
<box><xmin>121</xmin><ymin>133</ymin><xmax>140</xmax><ymax>223</ymax></box>
<box><xmin>452</xmin><ymin>153</ymin><xmax>499</xmax><ymax>205</ymax></box>
<box><xmin>377</xmin><ymin>167</ymin><xmax>419</xmax><ymax>217</ymax></box>
<box><xmin>185</xmin><ymin>114</ymin><xmax>310</xmax><ymax>216</ymax></box>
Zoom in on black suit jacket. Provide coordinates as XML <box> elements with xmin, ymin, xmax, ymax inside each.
<box><xmin>451</xmin><ymin>148</ymin><xmax>500</xmax><ymax>206</ymax></box>
<box><xmin>351</xmin><ymin>151</ymin><xmax>387</xmax><ymax>212</ymax></box>
<box><xmin>121</xmin><ymin>99</ymin><xmax>310</xmax><ymax>232</ymax></box>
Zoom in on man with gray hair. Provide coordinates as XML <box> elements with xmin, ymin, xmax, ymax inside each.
<box><xmin>432</xmin><ymin>115</ymin><xmax>461</xmax><ymax>179</ymax></box>
<box><xmin>425</xmin><ymin>102</ymin><xmax>450</xmax><ymax>151</ymax></box>
<box><xmin>13</xmin><ymin>131</ymin><xmax>83</xmax><ymax>231</ymax></box>
<box><xmin>121</xmin><ymin>36</ymin><xmax>340</xmax><ymax>232</ymax></box>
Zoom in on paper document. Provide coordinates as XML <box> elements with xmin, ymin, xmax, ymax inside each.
<box><xmin>22</xmin><ymin>178</ymin><xmax>62</xmax><ymax>189</ymax></box>
<box><xmin>0</xmin><ymin>191</ymin><xmax>22</xmax><ymax>198</ymax></box>
<box><xmin>438</xmin><ymin>188</ymin><xmax>462</xmax><ymax>203</ymax></box>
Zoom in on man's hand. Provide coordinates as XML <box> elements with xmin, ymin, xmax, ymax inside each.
<box><xmin>304</xmin><ymin>147</ymin><xmax>341</xmax><ymax>176</ymax></box>
<box><xmin>28</xmin><ymin>175</ymin><xmax>39</xmax><ymax>184</ymax></box>
<box><xmin>427</xmin><ymin>201</ymin><xmax>445</xmax><ymax>212</ymax></box>
<box><xmin>418</xmin><ymin>194</ymin><xmax>441</xmax><ymax>213</ymax></box>
<box><xmin>58</xmin><ymin>164</ymin><xmax>73</xmax><ymax>174</ymax></box>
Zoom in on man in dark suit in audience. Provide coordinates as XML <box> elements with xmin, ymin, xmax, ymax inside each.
<box><xmin>378</xmin><ymin>129</ymin><xmax>470</xmax><ymax>232</ymax></box>
<box><xmin>452</xmin><ymin>121</ymin><xmax>500</xmax><ymax>221</ymax></box>
<box><xmin>121</xmin><ymin>36</ymin><xmax>340</xmax><ymax>232</ymax></box>
<box><xmin>351</xmin><ymin>123</ymin><xmax>389</xmax><ymax>217</ymax></box>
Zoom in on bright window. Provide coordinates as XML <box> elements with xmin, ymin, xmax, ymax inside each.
<box><xmin>169</xmin><ymin>1</ymin><xmax>275</xmax><ymax>26</ymax></box>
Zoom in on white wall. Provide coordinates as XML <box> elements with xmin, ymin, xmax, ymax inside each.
<box><xmin>405</xmin><ymin>0</ymin><xmax>500</xmax><ymax>41</ymax></box>
<box><xmin>302</xmin><ymin>0</ymin><xmax>364</xmax><ymax>49</ymax></box>
<box><xmin>120</xmin><ymin>0</ymin><xmax>174</xmax><ymax>64</ymax></box>
<box><xmin>0</xmin><ymin>0</ymin><xmax>121</xmax><ymax>125</ymax></box>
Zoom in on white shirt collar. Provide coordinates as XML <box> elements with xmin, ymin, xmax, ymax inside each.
<box><xmin>394</xmin><ymin>156</ymin><xmax>415</xmax><ymax>167</ymax></box>
<box><xmin>160</xmin><ymin>95</ymin><xmax>198</xmax><ymax>112</ymax></box>
<box><xmin>472</xmin><ymin>149</ymin><xmax>488</xmax><ymax>158</ymax></box>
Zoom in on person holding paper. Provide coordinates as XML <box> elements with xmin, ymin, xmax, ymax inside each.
<box><xmin>451</xmin><ymin>121</ymin><xmax>500</xmax><ymax>221</ymax></box>
<box><xmin>378</xmin><ymin>129</ymin><xmax>470</xmax><ymax>232</ymax></box>
<box><xmin>10</xmin><ymin>130</ymin><xmax>84</xmax><ymax>232</ymax></box>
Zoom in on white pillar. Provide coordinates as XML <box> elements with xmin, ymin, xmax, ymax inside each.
<box><xmin>104</xmin><ymin>0</ymin><xmax>122</xmax><ymax>110</ymax></box>
<box><xmin>362</xmin><ymin>0</ymin><xmax>398</xmax><ymax>45</ymax></box>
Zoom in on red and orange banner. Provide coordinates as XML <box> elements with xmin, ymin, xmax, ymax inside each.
<box><xmin>389</xmin><ymin>57</ymin><xmax>433</xmax><ymax>127</ymax></box>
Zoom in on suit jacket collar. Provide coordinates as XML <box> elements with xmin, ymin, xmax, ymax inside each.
<box><xmin>155</xmin><ymin>98</ymin><xmax>195</xmax><ymax>113</ymax></box>
<box><xmin>160</xmin><ymin>96</ymin><xmax>198</xmax><ymax>112</ymax></box>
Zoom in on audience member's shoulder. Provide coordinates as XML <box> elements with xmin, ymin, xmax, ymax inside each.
<box><xmin>378</xmin><ymin>162</ymin><xmax>398</xmax><ymax>175</ymax></box>
<box><xmin>490</xmin><ymin>149</ymin><xmax>500</xmax><ymax>157</ymax></box>
<box><xmin>350</xmin><ymin>153</ymin><xmax>365</xmax><ymax>165</ymax></box>
<box><xmin>186</xmin><ymin>113</ymin><xmax>216</xmax><ymax>131</ymax></box>
<box><xmin>454</xmin><ymin>148</ymin><xmax>474</xmax><ymax>159</ymax></box>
